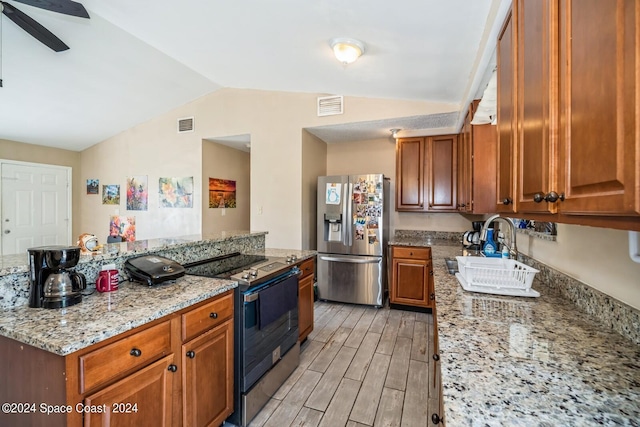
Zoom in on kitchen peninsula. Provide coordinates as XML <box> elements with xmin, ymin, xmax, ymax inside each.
<box><xmin>0</xmin><ymin>231</ymin><xmax>316</xmax><ymax>427</ymax></box>
<box><xmin>390</xmin><ymin>231</ymin><xmax>640</xmax><ymax>426</ymax></box>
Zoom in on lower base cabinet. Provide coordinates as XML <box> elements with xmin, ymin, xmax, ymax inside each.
<box><xmin>0</xmin><ymin>289</ymin><xmax>234</xmax><ymax>427</ymax></box>
<box><xmin>182</xmin><ymin>318</ymin><xmax>233</xmax><ymax>427</ymax></box>
<box><xmin>390</xmin><ymin>246</ymin><xmax>434</xmax><ymax>309</ymax></box>
<box><xmin>297</xmin><ymin>257</ymin><xmax>315</xmax><ymax>342</ymax></box>
<box><xmin>83</xmin><ymin>355</ymin><xmax>175</xmax><ymax>427</ymax></box>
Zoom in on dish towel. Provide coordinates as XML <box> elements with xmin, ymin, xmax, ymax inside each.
<box><xmin>258</xmin><ymin>275</ymin><xmax>298</xmax><ymax>329</ymax></box>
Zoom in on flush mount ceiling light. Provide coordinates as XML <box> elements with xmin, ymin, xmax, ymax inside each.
<box><xmin>330</xmin><ymin>37</ymin><xmax>365</xmax><ymax>65</ymax></box>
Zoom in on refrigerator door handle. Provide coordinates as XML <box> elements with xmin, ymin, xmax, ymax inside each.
<box><xmin>347</xmin><ymin>182</ymin><xmax>353</xmax><ymax>247</ymax></box>
<box><xmin>320</xmin><ymin>255</ymin><xmax>381</xmax><ymax>264</ymax></box>
<box><xmin>342</xmin><ymin>182</ymin><xmax>349</xmax><ymax>246</ymax></box>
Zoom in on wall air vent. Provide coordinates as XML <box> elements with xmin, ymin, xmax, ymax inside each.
<box><xmin>177</xmin><ymin>117</ymin><xmax>195</xmax><ymax>133</ymax></box>
<box><xmin>317</xmin><ymin>95</ymin><xmax>344</xmax><ymax>117</ymax></box>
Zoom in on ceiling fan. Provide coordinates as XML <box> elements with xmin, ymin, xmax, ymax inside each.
<box><xmin>0</xmin><ymin>0</ymin><xmax>90</xmax><ymax>52</ymax></box>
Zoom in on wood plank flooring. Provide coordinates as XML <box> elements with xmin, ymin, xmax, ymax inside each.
<box><xmin>240</xmin><ymin>301</ymin><xmax>441</xmax><ymax>427</ymax></box>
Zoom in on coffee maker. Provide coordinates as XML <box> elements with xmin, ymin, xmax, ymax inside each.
<box><xmin>462</xmin><ymin>221</ymin><xmax>485</xmax><ymax>249</ymax></box>
<box><xmin>28</xmin><ymin>246</ymin><xmax>87</xmax><ymax>309</ymax></box>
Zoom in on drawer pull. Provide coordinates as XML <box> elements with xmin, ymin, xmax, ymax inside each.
<box><xmin>432</xmin><ymin>413</ymin><xmax>441</xmax><ymax>424</ymax></box>
<box><xmin>167</xmin><ymin>364</ymin><xmax>178</xmax><ymax>372</ymax></box>
<box><xmin>433</xmin><ymin>353</ymin><xmax>440</xmax><ymax>361</ymax></box>
<box><xmin>130</xmin><ymin>348</ymin><xmax>142</xmax><ymax>357</ymax></box>
<box><xmin>210</xmin><ymin>312</ymin><xmax>218</xmax><ymax>319</ymax></box>
<box><xmin>186</xmin><ymin>350</ymin><xmax>195</xmax><ymax>359</ymax></box>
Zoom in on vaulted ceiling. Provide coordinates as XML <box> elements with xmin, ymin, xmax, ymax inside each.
<box><xmin>0</xmin><ymin>0</ymin><xmax>509</xmax><ymax>151</ymax></box>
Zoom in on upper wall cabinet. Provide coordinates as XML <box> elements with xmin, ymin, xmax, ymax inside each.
<box><xmin>558</xmin><ymin>0</ymin><xmax>638</xmax><ymax>217</ymax></box>
<box><xmin>496</xmin><ymin>8</ymin><xmax>518</xmax><ymax>214</ymax></box>
<box><xmin>396</xmin><ymin>135</ymin><xmax>458</xmax><ymax>212</ymax></box>
<box><xmin>496</xmin><ymin>0</ymin><xmax>640</xmax><ymax>230</ymax></box>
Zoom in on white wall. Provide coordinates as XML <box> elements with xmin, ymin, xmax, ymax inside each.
<box><xmin>202</xmin><ymin>140</ymin><xmax>250</xmax><ymax>235</ymax></box>
<box><xmin>518</xmin><ymin>224</ymin><xmax>640</xmax><ymax>310</ymax></box>
<box><xmin>77</xmin><ymin>88</ymin><xmax>454</xmax><ymax>247</ymax></box>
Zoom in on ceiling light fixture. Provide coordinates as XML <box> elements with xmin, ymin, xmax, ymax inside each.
<box><xmin>390</xmin><ymin>129</ymin><xmax>401</xmax><ymax>138</ymax></box>
<box><xmin>330</xmin><ymin>38</ymin><xmax>365</xmax><ymax>65</ymax></box>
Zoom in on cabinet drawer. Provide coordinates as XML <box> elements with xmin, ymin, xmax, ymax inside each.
<box><xmin>182</xmin><ymin>291</ymin><xmax>233</xmax><ymax>342</ymax></box>
<box><xmin>392</xmin><ymin>246</ymin><xmax>431</xmax><ymax>260</ymax></box>
<box><xmin>79</xmin><ymin>320</ymin><xmax>171</xmax><ymax>393</ymax></box>
<box><xmin>298</xmin><ymin>258</ymin><xmax>315</xmax><ymax>279</ymax></box>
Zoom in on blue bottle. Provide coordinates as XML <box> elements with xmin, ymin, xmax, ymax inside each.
<box><xmin>483</xmin><ymin>228</ymin><xmax>500</xmax><ymax>257</ymax></box>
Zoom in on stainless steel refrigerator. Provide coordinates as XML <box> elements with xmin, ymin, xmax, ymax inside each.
<box><xmin>316</xmin><ymin>174</ymin><xmax>389</xmax><ymax>307</ymax></box>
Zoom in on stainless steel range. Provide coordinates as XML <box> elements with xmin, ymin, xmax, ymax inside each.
<box><xmin>183</xmin><ymin>253</ymin><xmax>300</xmax><ymax>427</ymax></box>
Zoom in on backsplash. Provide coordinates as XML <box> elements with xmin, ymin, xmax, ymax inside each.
<box><xmin>393</xmin><ymin>230</ymin><xmax>463</xmax><ymax>242</ymax></box>
<box><xmin>520</xmin><ymin>254</ymin><xmax>640</xmax><ymax>346</ymax></box>
<box><xmin>0</xmin><ymin>232</ymin><xmax>266</xmax><ymax>309</ymax></box>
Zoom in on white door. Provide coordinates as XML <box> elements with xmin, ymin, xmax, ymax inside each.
<box><xmin>1</xmin><ymin>162</ymin><xmax>71</xmax><ymax>255</ymax></box>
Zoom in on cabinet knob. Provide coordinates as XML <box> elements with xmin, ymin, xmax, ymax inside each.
<box><xmin>433</xmin><ymin>353</ymin><xmax>440</xmax><ymax>361</ymax></box>
<box><xmin>430</xmin><ymin>293</ymin><xmax>435</xmax><ymax>300</ymax></box>
<box><xmin>431</xmin><ymin>413</ymin><xmax>442</xmax><ymax>424</ymax></box>
<box><xmin>533</xmin><ymin>192</ymin><xmax>545</xmax><ymax>203</ymax></box>
<box><xmin>186</xmin><ymin>350</ymin><xmax>195</xmax><ymax>359</ymax></box>
<box><xmin>545</xmin><ymin>191</ymin><xmax>565</xmax><ymax>203</ymax></box>
<box><xmin>502</xmin><ymin>197</ymin><xmax>512</xmax><ymax>205</ymax></box>
<box><xmin>167</xmin><ymin>364</ymin><xmax>178</xmax><ymax>372</ymax></box>
<box><xmin>130</xmin><ymin>348</ymin><xmax>142</xmax><ymax>357</ymax></box>
<box><xmin>210</xmin><ymin>312</ymin><xmax>218</xmax><ymax>319</ymax></box>
<box><xmin>430</xmin><ymin>270</ymin><xmax>434</xmax><ymax>276</ymax></box>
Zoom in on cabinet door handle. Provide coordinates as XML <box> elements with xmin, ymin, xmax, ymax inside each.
<box><xmin>167</xmin><ymin>364</ymin><xmax>178</xmax><ymax>372</ymax></box>
<box><xmin>502</xmin><ymin>197</ymin><xmax>512</xmax><ymax>205</ymax></box>
<box><xmin>433</xmin><ymin>353</ymin><xmax>440</xmax><ymax>361</ymax></box>
<box><xmin>130</xmin><ymin>348</ymin><xmax>142</xmax><ymax>357</ymax></box>
<box><xmin>431</xmin><ymin>413</ymin><xmax>442</xmax><ymax>424</ymax></box>
<box><xmin>544</xmin><ymin>191</ymin><xmax>565</xmax><ymax>203</ymax></box>
<box><xmin>430</xmin><ymin>270</ymin><xmax>434</xmax><ymax>276</ymax></box>
<box><xmin>210</xmin><ymin>312</ymin><xmax>218</xmax><ymax>319</ymax></box>
<box><xmin>186</xmin><ymin>350</ymin><xmax>195</xmax><ymax>359</ymax></box>
<box><xmin>430</xmin><ymin>293</ymin><xmax>435</xmax><ymax>300</ymax></box>
<box><xmin>533</xmin><ymin>192</ymin><xmax>545</xmax><ymax>203</ymax></box>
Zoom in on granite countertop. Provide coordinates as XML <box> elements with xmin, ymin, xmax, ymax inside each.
<box><xmin>0</xmin><ymin>275</ymin><xmax>237</xmax><ymax>356</ymax></box>
<box><xmin>0</xmin><ymin>246</ymin><xmax>316</xmax><ymax>357</ymax></box>
<box><xmin>390</xmin><ymin>236</ymin><xmax>640</xmax><ymax>426</ymax></box>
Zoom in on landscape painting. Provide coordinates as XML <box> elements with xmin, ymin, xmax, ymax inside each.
<box><xmin>209</xmin><ymin>178</ymin><xmax>236</xmax><ymax>208</ymax></box>
<box><xmin>102</xmin><ymin>184</ymin><xmax>120</xmax><ymax>205</ymax></box>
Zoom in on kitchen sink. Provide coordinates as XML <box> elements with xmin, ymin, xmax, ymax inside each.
<box><xmin>444</xmin><ymin>258</ymin><xmax>458</xmax><ymax>274</ymax></box>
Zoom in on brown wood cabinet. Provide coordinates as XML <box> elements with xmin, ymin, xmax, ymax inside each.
<box><xmin>396</xmin><ymin>135</ymin><xmax>458</xmax><ymax>212</ymax></box>
<box><xmin>390</xmin><ymin>246</ymin><xmax>434</xmax><ymax>309</ymax></box>
<box><xmin>496</xmin><ymin>7</ymin><xmax>518</xmax><ymax>214</ymax></box>
<box><xmin>457</xmin><ymin>100</ymin><xmax>498</xmax><ymax>214</ymax></box>
<box><xmin>0</xmin><ymin>289</ymin><xmax>235</xmax><ymax>427</ymax></box>
<box><xmin>297</xmin><ymin>257</ymin><xmax>315</xmax><ymax>342</ymax></box>
<box><xmin>496</xmin><ymin>0</ymin><xmax>640</xmax><ymax>230</ymax></box>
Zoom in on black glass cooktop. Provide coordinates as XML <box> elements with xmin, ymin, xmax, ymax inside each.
<box><xmin>183</xmin><ymin>253</ymin><xmax>267</xmax><ymax>279</ymax></box>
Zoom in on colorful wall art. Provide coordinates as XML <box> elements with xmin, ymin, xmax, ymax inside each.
<box><xmin>209</xmin><ymin>178</ymin><xmax>237</xmax><ymax>208</ymax></box>
<box><xmin>86</xmin><ymin>179</ymin><xmax>99</xmax><ymax>195</ymax></box>
<box><xmin>109</xmin><ymin>215</ymin><xmax>136</xmax><ymax>242</ymax></box>
<box><xmin>102</xmin><ymin>184</ymin><xmax>120</xmax><ymax>205</ymax></box>
<box><xmin>126</xmin><ymin>175</ymin><xmax>148</xmax><ymax>211</ymax></box>
<box><xmin>159</xmin><ymin>177</ymin><xmax>193</xmax><ymax>208</ymax></box>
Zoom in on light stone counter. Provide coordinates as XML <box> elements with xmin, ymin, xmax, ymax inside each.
<box><xmin>390</xmin><ymin>235</ymin><xmax>640</xmax><ymax>426</ymax></box>
<box><xmin>0</xmin><ymin>274</ymin><xmax>237</xmax><ymax>356</ymax></box>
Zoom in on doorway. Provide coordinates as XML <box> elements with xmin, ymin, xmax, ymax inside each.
<box><xmin>1</xmin><ymin>160</ymin><xmax>72</xmax><ymax>256</ymax></box>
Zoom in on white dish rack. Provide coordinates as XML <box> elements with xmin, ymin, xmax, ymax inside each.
<box><xmin>455</xmin><ymin>256</ymin><xmax>540</xmax><ymax>298</ymax></box>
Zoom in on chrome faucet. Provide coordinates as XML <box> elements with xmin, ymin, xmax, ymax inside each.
<box><xmin>480</xmin><ymin>214</ymin><xmax>518</xmax><ymax>259</ymax></box>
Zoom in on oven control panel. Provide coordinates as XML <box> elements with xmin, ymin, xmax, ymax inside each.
<box><xmin>230</xmin><ymin>258</ymin><xmax>295</xmax><ymax>286</ymax></box>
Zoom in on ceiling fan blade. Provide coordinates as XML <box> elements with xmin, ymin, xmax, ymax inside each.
<box><xmin>2</xmin><ymin>1</ymin><xmax>70</xmax><ymax>51</ymax></box>
<box><xmin>9</xmin><ymin>0</ymin><xmax>89</xmax><ymax>18</ymax></box>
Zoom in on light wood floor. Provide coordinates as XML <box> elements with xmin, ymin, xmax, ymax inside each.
<box><xmin>244</xmin><ymin>300</ymin><xmax>441</xmax><ymax>427</ymax></box>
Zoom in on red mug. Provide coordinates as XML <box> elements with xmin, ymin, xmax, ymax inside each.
<box><xmin>96</xmin><ymin>269</ymin><xmax>119</xmax><ymax>292</ymax></box>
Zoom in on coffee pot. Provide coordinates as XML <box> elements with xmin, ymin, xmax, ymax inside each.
<box><xmin>28</xmin><ymin>246</ymin><xmax>86</xmax><ymax>309</ymax></box>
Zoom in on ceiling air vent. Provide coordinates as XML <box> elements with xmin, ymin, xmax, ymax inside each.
<box><xmin>317</xmin><ymin>95</ymin><xmax>344</xmax><ymax>117</ymax></box>
<box><xmin>177</xmin><ymin>117</ymin><xmax>194</xmax><ymax>133</ymax></box>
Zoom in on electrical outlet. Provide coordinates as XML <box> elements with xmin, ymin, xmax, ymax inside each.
<box><xmin>258</xmin><ymin>206</ymin><xmax>263</xmax><ymax>215</ymax></box>
<box><xmin>221</xmin><ymin>208</ymin><xmax>226</xmax><ymax>216</ymax></box>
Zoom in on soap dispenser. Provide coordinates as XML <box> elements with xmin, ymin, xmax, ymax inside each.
<box><xmin>482</xmin><ymin>228</ymin><xmax>500</xmax><ymax>257</ymax></box>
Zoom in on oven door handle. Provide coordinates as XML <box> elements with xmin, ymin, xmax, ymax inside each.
<box><xmin>320</xmin><ymin>255</ymin><xmax>381</xmax><ymax>264</ymax></box>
